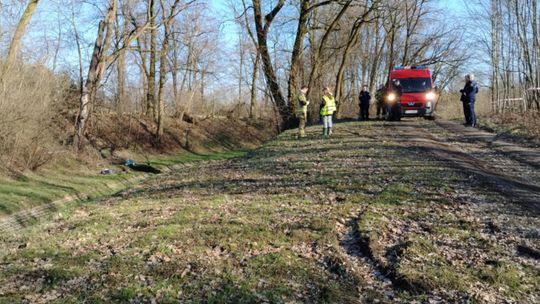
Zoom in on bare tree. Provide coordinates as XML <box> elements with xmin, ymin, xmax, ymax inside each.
<box><xmin>74</xmin><ymin>0</ymin><xmax>150</xmax><ymax>149</ymax></box>
<box><xmin>233</xmin><ymin>0</ymin><xmax>263</xmax><ymax>120</ymax></box>
<box><xmin>147</xmin><ymin>0</ymin><xmax>157</xmax><ymax>118</ymax></box>
<box><xmin>1</xmin><ymin>0</ymin><xmax>40</xmax><ymax>81</ymax></box>
<box><xmin>156</xmin><ymin>0</ymin><xmax>194</xmax><ymax>141</ymax></box>
<box><xmin>306</xmin><ymin>0</ymin><xmax>353</xmax><ymax>101</ymax></box>
<box><xmin>481</xmin><ymin>0</ymin><xmax>539</xmax><ymax>113</ymax></box>
<box><xmin>334</xmin><ymin>1</ymin><xmax>379</xmax><ymax>115</ymax></box>
<box><xmin>74</xmin><ymin>0</ymin><xmax>118</xmax><ymax>149</ymax></box>
<box><xmin>115</xmin><ymin>1</ymin><xmax>131</xmax><ymax>113</ymax></box>
<box><xmin>251</xmin><ymin>0</ymin><xmax>288</xmax><ymax>126</ymax></box>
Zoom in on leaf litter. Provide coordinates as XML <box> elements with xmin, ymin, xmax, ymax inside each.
<box><xmin>1</xmin><ymin>120</ymin><xmax>539</xmax><ymax>303</ymax></box>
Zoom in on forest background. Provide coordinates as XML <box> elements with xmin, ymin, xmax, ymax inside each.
<box><xmin>0</xmin><ymin>0</ymin><xmax>538</xmax><ymax>172</ymax></box>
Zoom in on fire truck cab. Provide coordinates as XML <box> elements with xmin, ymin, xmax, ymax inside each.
<box><xmin>385</xmin><ymin>66</ymin><xmax>437</xmax><ymax>120</ymax></box>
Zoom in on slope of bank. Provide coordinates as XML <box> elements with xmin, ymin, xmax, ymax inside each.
<box><xmin>0</xmin><ymin>115</ymin><xmax>277</xmax><ymax>220</ymax></box>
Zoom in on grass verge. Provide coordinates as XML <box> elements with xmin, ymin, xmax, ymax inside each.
<box><xmin>0</xmin><ymin>150</ymin><xmax>249</xmax><ymax>217</ymax></box>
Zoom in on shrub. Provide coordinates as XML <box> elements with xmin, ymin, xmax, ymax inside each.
<box><xmin>0</xmin><ymin>63</ymin><xmax>70</xmax><ymax>171</ymax></box>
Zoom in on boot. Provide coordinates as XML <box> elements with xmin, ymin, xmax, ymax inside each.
<box><xmin>322</xmin><ymin>128</ymin><xmax>328</xmax><ymax>137</ymax></box>
<box><xmin>328</xmin><ymin>127</ymin><xmax>332</xmax><ymax>136</ymax></box>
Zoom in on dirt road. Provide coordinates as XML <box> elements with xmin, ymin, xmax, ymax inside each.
<box><xmin>334</xmin><ymin>119</ymin><xmax>540</xmax><ymax>302</ymax></box>
<box><xmin>1</xmin><ymin>119</ymin><xmax>539</xmax><ymax>303</ymax></box>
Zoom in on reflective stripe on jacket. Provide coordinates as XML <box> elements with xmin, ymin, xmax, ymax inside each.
<box><xmin>296</xmin><ymin>93</ymin><xmax>308</xmax><ymax>113</ymax></box>
<box><xmin>320</xmin><ymin>95</ymin><xmax>336</xmax><ymax>116</ymax></box>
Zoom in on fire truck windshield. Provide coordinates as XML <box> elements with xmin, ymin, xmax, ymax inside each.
<box><xmin>395</xmin><ymin>78</ymin><xmax>432</xmax><ymax>93</ymax></box>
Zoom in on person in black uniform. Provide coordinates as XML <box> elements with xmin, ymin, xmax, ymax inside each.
<box><xmin>358</xmin><ymin>85</ymin><xmax>371</xmax><ymax>120</ymax></box>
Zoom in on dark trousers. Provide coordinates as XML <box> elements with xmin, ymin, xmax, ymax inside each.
<box><xmin>376</xmin><ymin>102</ymin><xmax>386</xmax><ymax>117</ymax></box>
<box><xmin>359</xmin><ymin>101</ymin><xmax>369</xmax><ymax>120</ymax></box>
<box><xmin>462</xmin><ymin>102</ymin><xmax>470</xmax><ymax>124</ymax></box>
<box><xmin>463</xmin><ymin>101</ymin><xmax>476</xmax><ymax>126</ymax></box>
<box><xmin>468</xmin><ymin>101</ymin><xmax>476</xmax><ymax>126</ymax></box>
<box><xmin>386</xmin><ymin>103</ymin><xmax>401</xmax><ymax>121</ymax></box>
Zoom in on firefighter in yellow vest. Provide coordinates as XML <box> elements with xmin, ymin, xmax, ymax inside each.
<box><xmin>320</xmin><ymin>87</ymin><xmax>336</xmax><ymax>137</ymax></box>
<box><xmin>295</xmin><ymin>86</ymin><xmax>309</xmax><ymax>139</ymax></box>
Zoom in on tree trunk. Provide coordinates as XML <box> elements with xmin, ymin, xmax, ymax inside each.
<box><xmin>287</xmin><ymin>0</ymin><xmax>310</xmax><ymax>118</ymax></box>
<box><xmin>147</xmin><ymin>0</ymin><xmax>157</xmax><ymax>119</ymax></box>
<box><xmin>240</xmin><ymin>0</ymin><xmax>262</xmax><ymax>120</ymax></box>
<box><xmin>137</xmin><ymin>36</ymin><xmax>150</xmax><ymax>114</ymax></box>
<box><xmin>238</xmin><ymin>36</ymin><xmax>244</xmax><ymax>107</ymax></box>
<box><xmin>252</xmin><ymin>0</ymin><xmax>289</xmax><ymax>128</ymax></box>
<box><xmin>116</xmin><ymin>14</ymin><xmax>128</xmax><ymax>113</ymax></box>
<box><xmin>491</xmin><ymin>0</ymin><xmax>501</xmax><ymax>113</ymax></box>
<box><xmin>157</xmin><ymin>0</ymin><xmax>183</xmax><ymax>141</ymax></box>
<box><xmin>171</xmin><ymin>29</ymin><xmax>179</xmax><ymax>113</ymax></box>
<box><xmin>74</xmin><ymin>0</ymin><xmax>117</xmax><ymax>149</ymax></box>
<box><xmin>335</xmin><ymin>21</ymin><xmax>363</xmax><ymax>117</ymax></box>
<box><xmin>156</xmin><ymin>19</ymin><xmax>168</xmax><ymax>141</ymax></box>
<box><xmin>4</xmin><ymin>0</ymin><xmax>40</xmax><ymax>68</ymax></box>
<box><xmin>384</xmin><ymin>3</ymin><xmax>402</xmax><ymax>75</ymax></box>
<box><xmin>250</xmin><ymin>53</ymin><xmax>260</xmax><ymax>119</ymax></box>
<box><xmin>307</xmin><ymin>0</ymin><xmax>352</xmax><ymax>102</ymax></box>
<box><xmin>334</xmin><ymin>1</ymin><xmax>378</xmax><ymax>116</ymax></box>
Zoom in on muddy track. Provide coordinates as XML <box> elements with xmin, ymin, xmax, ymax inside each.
<box><xmin>336</xmin><ymin>119</ymin><xmax>540</xmax><ymax>301</ymax></box>
<box><xmin>398</xmin><ymin>121</ymin><xmax>540</xmax><ymax>212</ymax></box>
<box><xmin>337</xmin><ymin>208</ymin><xmax>424</xmax><ymax>295</ymax></box>
<box><xmin>436</xmin><ymin>120</ymin><xmax>540</xmax><ymax>171</ymax></box>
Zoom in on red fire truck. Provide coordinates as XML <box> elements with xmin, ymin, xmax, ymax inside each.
<box><xmin>384</xmin><ymin>66</ymin><xmax>437</xmax><ymax>120</ymax></box>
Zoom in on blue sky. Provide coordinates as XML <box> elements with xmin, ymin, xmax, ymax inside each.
<box><xmin>1</xmin><ymin>0</ymin><xmax>481</xmax><ymax>89</ymax></box>
<box><xmin>4</xmin><ymin>0</ymin><xmax>472</xmax><ymax>60</ymax></box>
<box><xmin>207</xmin><ymin>0</ymin><xmax>471</xmax><ymax>44</ymax></box>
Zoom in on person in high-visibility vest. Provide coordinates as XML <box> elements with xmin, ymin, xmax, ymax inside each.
<box><xmin>295</xmin><ymin>86</ymin><xmax>309</xmax><ymax>138</ymax></box>
<box><xmin>320</xmin><ymin>87</ymin><xmax>337</xmax><ymax>137</ymax></box>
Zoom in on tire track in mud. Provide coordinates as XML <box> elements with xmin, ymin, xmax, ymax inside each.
<box><xmin>336</xmin><ymin>207</ymin><xmax>424</xmax><ymax>300</ymax></box>
<box><xmin>437</xmin><ymin>120</ymin><xmax>540</xmax><ymax>171</ymax></box>
<box><xmin>335</xmin><ymin>120</ymin><xmax>540</xmax><ymax>301</ymax></box>
<box><xmin>332</xmin><ymin>123</ymin><xmax>430</xmax><ymax>300</ymax></box>
<box><xmin>434</xmin><ymin>121</ymin><xmax>540</xmax><ymax>182</ymax></box>
<box><xmin>397</xmin><ymin>121</ymin><xmax>540</xmax><ymax>212</ymax></box>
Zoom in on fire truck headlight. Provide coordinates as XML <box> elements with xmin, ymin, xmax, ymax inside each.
<box><xmin>426</xmin><ymin>92</ymin><xmax>436</xmax><ymax>100</ymax></box>
<box><xmin>387</xmin><ymin>93</ymin><xmax>396</xmax><ymax>103</ymax></box>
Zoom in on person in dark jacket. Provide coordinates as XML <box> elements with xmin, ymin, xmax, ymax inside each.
<box><xmin>375</xmin><ymin>85</ymin><xmax>386</xmax><ymax>119</ymax></box>
<box><xmin>386</xmin><ymin>79</ymin><xmax>403</xmax><ymax>121</ymax></box>
<box><xmin>392</xmin><ymin>79</ymin><xmax>403</xmax><ymax>97</ymax></box>
<box><xmin>358</xmin><ymin>85</ymin><xmax>371</xmax><ymax>120</ymax></box>
<box><xmin>459</xmin><ymin>74</ymin><xmax>479</xmax><ymax>127</ymax></box>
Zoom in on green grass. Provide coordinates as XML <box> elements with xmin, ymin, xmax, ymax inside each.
<box><xmin>0</xmin><ymin>150</ymin><xmax>249</xmax><ymax>217</ymax></box>
<box><xmin>149</xmin><ymin>150</ymin><xmax>249</xmax><ymax>167</ymax></box>
<box><xmin>477</xmin><ymin>261</ymin><xmax>521</xmax><ymax>290</ymax></box>
<box><xmin>1</xmin><ymin>120</ymin><xmax>538</xmax><ymax>303</ymax></box>
<box><xmin>0</xmin><ymin>192</ymin><xmax>354</xmax><ymax>302</ymax></box>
